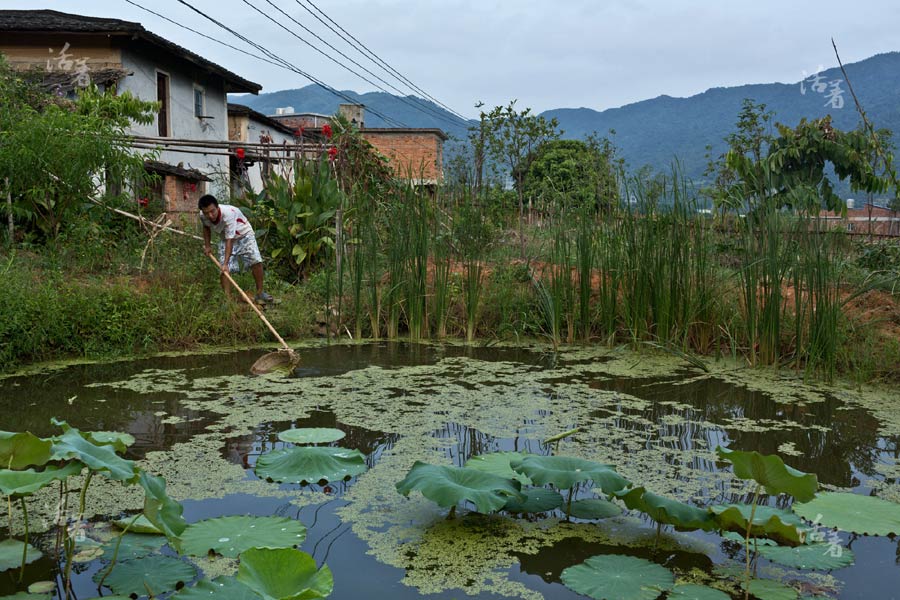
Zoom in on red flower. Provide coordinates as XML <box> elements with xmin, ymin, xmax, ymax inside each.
<box><xmin>137</xmin><ymin>197</ymin><xmax>149</xmax><ymax>207</ymax></box>
<box><xmin>294</xmin><ymin>127</ymin><xmax>304</xmax><ymax>137</ymax></box>
<box><xmin>327</xmin><ymin>146</ymin><xmax>338</xmax><ymax>161</ymax></box>
<box><xmin>322</xmin><ymin>123</ymin><xmax>333</xmax><ymax>139</ymax></box>
<box><xmin>235</xmin><ymin>147</ymin><xmax>245</xmax><ymax>160</ymax></box>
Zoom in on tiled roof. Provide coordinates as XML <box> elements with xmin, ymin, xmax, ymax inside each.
<box><xmin>0</xmin><ymin>9</ymin><xmax>261</xmax><ymax>94</ymax></box>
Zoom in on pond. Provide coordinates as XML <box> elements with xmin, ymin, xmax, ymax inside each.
<box><xmin>1</xmin><ymin>342</ymin><xmax>898</xmax><ymax>599</ymax></box>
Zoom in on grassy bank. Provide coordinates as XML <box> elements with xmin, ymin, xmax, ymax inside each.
<box><xmin>0</xmin><ymin>220</ymin><xmax>318</xmax><ymax>370</ymax></box>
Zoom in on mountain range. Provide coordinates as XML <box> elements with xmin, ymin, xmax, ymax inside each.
<box><xmin>231</xmin><ymin>52</ymin><xmax>900</xmax><ymax>193</ymax></box>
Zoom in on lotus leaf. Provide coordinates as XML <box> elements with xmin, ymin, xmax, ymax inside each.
<box><xmin>0</xmin><ymin>432</ymin><xmax>52</xmax><ymax>470</ymax></box>
<box><xmin>25</xmin><ymin>583</ymin><xmax>54</xmax><ymax>595</ymax></box>
<box><xmin>668</xmin><ymin>584</ymin><xmax>731</xmax><ymax>599</ymax></box>
<box><xmin>396</xmin><ymin>462</ymin><xmax>522</xmax><ymax>514</ymax></box>
<box><xmin>503</xmin><ymin>488</ymin><xmax>563</xmax><ymax>513</ymax></box>
<box><xmin>0</xmin><ymin>538</ymin><xmax>41</xmax><ymax>572</ymax></box>
<box><xmin>0</xmin><ymin>462</ymin><xmax>84</xmax><ymax>496</ymax></box>
<box><xmin>465</xmin><ymin>452</ymin><xmax>533</xmax><ymax>485</ymax></box>
<box><xmin>792</xmin><ymin>492</ymin><xmax>900</xmax><ymax>536</ymax></box>
<box><xmin>237</xmin><ymin>547</ymin><xmax>333</xmax><ymax>600</ymax></box>
<box><xmin>278</xmin><ymin>428</ymin><xmax>346</xmax><ymax>445</ymax></box>
<box><xmin>85</xmin><ymin>431</ymin><xmax>136</xmax><ymax>454</ymax></box>
<box><xmin>93</xmin><ymin>555</ymin><xmax>197</xmax><ymax>597</ymax></box>
<box><xmin>614</xmin><ymin>486</ymin><xmax>716</xmax><ymax>531</ymax></box>
<box><xmin>510</xmin><ymin>456</ymin><xmax>630</xmax><ymax>493</ymax></box>
<box><xmin>181</xmin><ymin>515</ymin><xmax>307</xmax><ymax>558</ymax></box>
<box><xmin>757</xmin><ymin>542</ymin><xmax>855</xmax><ymax>570</ymax></box>
<box><xmin>711</xmin><ymin>504</ymin><xmax>807</xmax><ymax>546</ymax></box>
<box><xmin>113</xmin><ymin>514</ymin><xmax>163</xmax><ymax>535</ymax></box>
<box><xmin>50</xmin><ymin>419</ymin><xmax>134</xmax><ymax>453</ymax></box>
<box><xmin>561</xmin><ymin>554</ymin><xmax>674</xmax><ymax>600</ymax></box>
<box><xmin>255</xmin><ymin>447</ymin><xmax>367</xmax><ymax>484</ymax></box>
<box><xmin>175</xmin><ymin>576</ymin><xmax>260</xmax><ymax>599</ymax></box>
<box><xmin>716</xmin><ymin>447</ymin><xmax>817</xmax><ymax>502</ymax></box>
<box><xmin>50</xmin><ymin>428</ymin><xmax>136</xmax><ymax>482</ymax></box>
<box><xmin>744</xmin><ymin>579</ymin><xmax>798</xmax><ymax>600</ymax></box>
<box><xmin>568</xmin><ymin>498</ymin><xmax>623</xmax><ymax>520</ymax></box>
<box><xmin>100</xmin><ymin>532</ymin><xmax>167</xmax><ymax>561</ymax></box>
<box><xmin>0</xmin><ymin>594</ymin><xmax>50</xmax><ymax>599</ymax></box>
<box><xmin>138</xmin><ymin>470</ymin><xmax>187</xmax><ymax>543</ymax></box>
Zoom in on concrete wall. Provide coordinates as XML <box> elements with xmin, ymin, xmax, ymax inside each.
<box><xmin>118</xmin><ymin>47</ymin><xmax>230</xmax><ymax>197</ymax></box>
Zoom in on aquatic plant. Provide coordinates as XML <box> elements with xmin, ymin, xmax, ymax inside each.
<box><xmin>395</xmin><ymin>461</ymin><xmax>523</xmax><ymax>516</ymax></box>
<box><xmin>255</xmin><ymin>446</ymin><xmax>367</xmax><ymax>484</ymax></box>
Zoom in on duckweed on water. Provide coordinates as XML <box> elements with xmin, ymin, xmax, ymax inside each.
<box><xmin>3</xmin><ymin>344</ymin><xmax>897</xmax><ymax>599</ymax></box>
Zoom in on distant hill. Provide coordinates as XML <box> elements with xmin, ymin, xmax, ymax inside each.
<box><xmin>232</xmin><ymin>52</ymin><xmax>900</xmax><ymax>194</ymax></box>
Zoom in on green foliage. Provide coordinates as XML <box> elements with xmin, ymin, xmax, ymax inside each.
<box><xmin>510</xmin><ymin>453</ymin><xmax>630</xmax><ymax>493</ymax></box>
<box><xmin>614</xmin><ymin>486</ymin><xmax>716</xmax><ymax>531</ymax></box>
<box><xmin>0</xmin><ymin>463</ymin><xmax>83</xmax><ymax>496</ymax></box>
<box><xmin>0</xmin><ymin>539</ymin><xmax>41</xmax><ymax>573</ymax></box>
<box><xmin>502</xmin><ymin>488</ymin><xmax>564</xmax><ymax>513</ymax></box>
<box><xmin>756</xmin><ymin>543</ymin><xmax>855</xmax><ymax>570</ymax></box>
<box><xmin>560</xmin><ymin>554</ymin><xmax>674</xmax><ymax>600</ymax></box>
<box><xmin>567</xmin><ymin>498</ymin><xmax>622</xmax><ymax>520</ymax></box>
<box><xmin>0</xmin><ymin>432</ymin><xmax>53</xmax><ymax>470</ymax></box>
<box><xmin>792</xmin><ymin>492</ymin><xmax>900</xmax><ymax>535</ymax></box>
<box><xmin>710</xmin><ymin>505</ymin><xmax>807</xmax><ymax>546</ymax></box>
<box><xmin>180</xmin><ymin>516</ymin><xmax>306</xmax><ymax>558</ymax></box>
<box><xmin>237</xmin><ymin>547</ymin><xmax>334</xmax><ymax>600</ymax></box>
<box><xmin>93</xmin><ymin>555</ymin><xmax>197</xmax><ymax>597</ymax></box>
<box><xmin>175</xmin><ymin>576</ymin><xmax>260</xmax><ymax>600</ymax></box>
<box><xmin>715</xmin><ymin>447</ymin><xmax>817</xmax><ymax>502</ymax></box>
<box><xmin>254</xmin><ymin>446</ymin><xmax>367</xmax><ymax>484</ymax></box>
<box><xmin>139</xmin><ymin>470</ymin><xmax>188</xmax><ymax>542</ymax></box>
<box><xmin>395</xmin><ymin>461</ymin><xmax>523</xmax><ymax>514</ymax></box>
<box><xmin>278</xmin><ymin>428</ymin><xmax>346</xmax><ymax>445</ymax></box>
<box><xmin>240</xmin><ymin>158</ymin><xmax>342</xmax><ymax>280</ymax></box>
<box><xmin>524</xmin><ymin>138</ymin><xmax>618</xmax><ymax>211</ymax></box>
<box><xmin>0</xmin><ymin>56</ymin><xmax>158</xmax><ymax>240</ymax></box>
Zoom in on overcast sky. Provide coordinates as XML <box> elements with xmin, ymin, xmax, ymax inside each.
<box><xmin>7</xmin><ymin>1</ymin><xmax>900</xmax><ymax>118</ymax></box>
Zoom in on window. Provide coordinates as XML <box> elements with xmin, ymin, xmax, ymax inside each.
<box><xmin>194</xmin><ymin>87</ymin><xmax>205</xmax><ymax>118</ymax></box>
<box><xmin>156</xmin><ymin>72</ymin><xmax>170</xmax><ymax>137</ymax></box>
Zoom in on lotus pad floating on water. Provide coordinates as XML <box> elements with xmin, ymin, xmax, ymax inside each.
<box><xmin>568</xmin><ymin>498</ymin><xmax>623</xmax><ymax>520</ymax></box>
<box><xmin>93</xmin><ymin>555</ymin><xmax>197</xmax><ymax>597</ymax></box>
<box><xmin>757</xmin><ymin>542</ymin><xmax>855</xmax><ymax>570</ymax></box>
<box><xmin>503</xmin><ymin>488</ymin><xmax>563</xmax><ymax>513</ymax></box>
<box><xmin>396</xmin><ymin>461</ymin><xmax>523</xmax><ymax>514</ymax></box>
<box><xmin>237</xmin><ymin>547</ymin><xmax>333</xmax><ymax>600</ymax></box>
<box><xmin>716</xmin><ymin>447</ymin><xmax>818</xmax><ymax>502</ymax></box>
<box><xmin>510</xmin><ymin>455</ymin><xmax>630</xmax><ymax>493</ymax></box>
<box><xmin>668</xmin><ymin>584</ymin><xmax>731</xmax><ymax>599</ymax></box>
<box><xmin>743</xmin><ymin>579</ymin><xmax>799</xmax><ymax>600</ymax></box>
<box><xmin>174</xmin><ymin>576</ymin><xmax>260</xmax><ymax>599</ymax></box>
<box><xmin>100</xmin><ymin>532</ymin><xmax>166</xmax><ymax>561</ymax></box>
<box><xmin>792</xmin><ymin>492</ymin><xmax>900</xmax><ymax>536</ymax></box>
<box><xmin>614</xmin><ymin>486</ymin><xmax>716</xmax><ymax>531</ymax></box>
<box><xmin>180</xmin><ymin>515</ymin><xmax>307</xmax><ymax>558</ymax></box>
<box><xmin>0</xmin><ymin>539</ymin><xmax>41</xmax><ymax>572</ymax></box>
<box><xmin>278</xmin><ymin>428</ymin><xmax>346</xmax><ymax>445</ymax></box>
<box><xmin>465</xmin><ymin>452</ymin><xmax>533</xmax><ymax>485</ymax></box>
<box><xmin>255</xmin><ymin>446</ymin><xmax>367</xmax><ymax>484</ymax></box>
<box><xmin>561</xmin><ymin>554</ymin><xmax>674</xmax><ymax>600</ymax></box>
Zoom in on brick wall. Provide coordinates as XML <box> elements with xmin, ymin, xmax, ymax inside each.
<box><xmin>362</xmin><ymin>131</ymin><xmax>443</xmax><ymax>182</ymax></box>
<box><xmin>163</xmin><ymin>175</ymin><xmax>204</xmax><ymax>223</ymax></box>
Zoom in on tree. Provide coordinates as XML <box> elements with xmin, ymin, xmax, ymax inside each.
<box><xmin>480</xmin><ymin>100</ymin><xmax>560</xmax><ymax>257</ymax></box>
<box><xmin>523</xmin><ymin>137</ymin><xmax>619</xmax><ymax>213</ymax></box>
<box><xmin>0</xmin><ymin>55</ymin><xmax>158</xmax><ymax>240</ymax></box>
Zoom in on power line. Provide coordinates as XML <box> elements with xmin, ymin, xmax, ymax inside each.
<box><xmin>243</xmin><ymin>0</ymin><xmax>467</xmax><ymax>130</ymax></box>
<box><xmin>293</xmin><ymin>0</ymin><xmax>470</xmax><ymax>123</ymax></box>
<box><xmin>257</xmin><ymin>0</ymin><xmax>468</xmax><ymax>129</ymax></box>
<box><xmin>169</xmin><ymin>0</ymin><xmax>414</xmax><ymax>130</ymax></box>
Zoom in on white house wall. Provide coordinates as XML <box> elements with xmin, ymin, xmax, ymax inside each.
<box><xmin>243</xmin><ymin>115</ymin><xmax>297</xmax><ymax>193</ymax></box>
<box><xmin>118</xmin><ymin>48</ymin><xmax>231</xmax><ymax>197</ymax></box>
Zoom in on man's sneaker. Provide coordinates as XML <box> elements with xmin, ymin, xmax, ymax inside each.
<box><xmin>254</xmin><ymin>291</ymin><xmax>274</xmax><ymax>304</ymax></box>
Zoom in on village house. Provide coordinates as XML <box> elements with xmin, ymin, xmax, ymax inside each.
<box><xmin>227</xmin><ymin>103</ymin><xmax>301</xmax><ymax>195</ymax></box>
<box><xmin>0</xmin><ymin>9</ymin><xmax>262</xmax><ymax>221</ymax></box>
<box><xmin>821</xmin><ymin>201</ymin><xmax>900</xmax><ymax>237</ymax></box>
<box><xmin>271</xmin><ymin>104</ymin><xmax>447</xmax><ymax>185</ymax></box>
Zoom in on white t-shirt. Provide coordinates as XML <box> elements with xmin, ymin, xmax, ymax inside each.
<box><xmin>199</xmin><ymin>204</ymin><xmax>253</xmax><ymax>240</ymax></box>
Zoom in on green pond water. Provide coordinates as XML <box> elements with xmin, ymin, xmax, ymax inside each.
<box><xmin>1</xmin><ymin>342</ymin><xmax>898</xmax><ymax>599</ymax></box>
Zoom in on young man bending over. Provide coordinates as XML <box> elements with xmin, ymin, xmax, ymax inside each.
<box><xmin>198</xmin><ymin>194</ymin><xmax>273</xmax><ymax>304</ymax></box>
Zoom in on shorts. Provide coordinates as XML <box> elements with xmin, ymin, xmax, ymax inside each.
<box><xmin>218</xmin><ymin>233</ymin><xmax>263</xmax><ymax>273</ymax></box>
